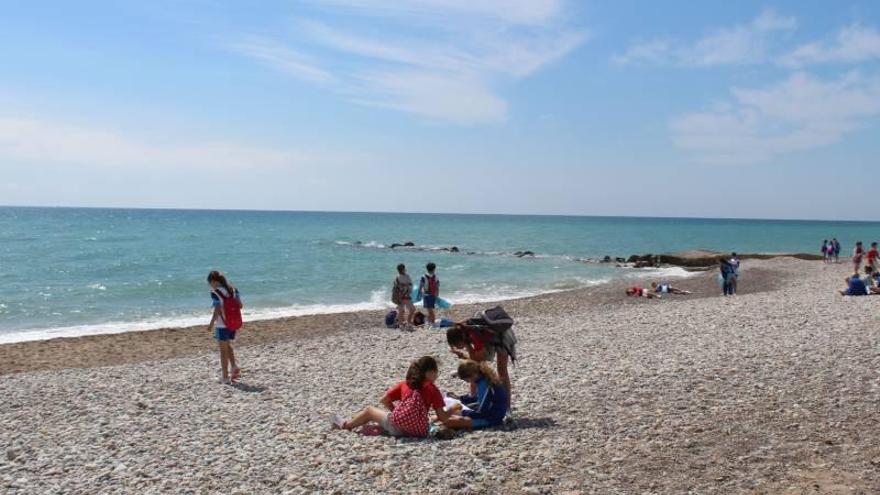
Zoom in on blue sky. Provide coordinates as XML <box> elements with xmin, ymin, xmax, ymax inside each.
<box><xmin>1</xmin><ymin>0</ymin><xmax>879</xmax><ymax>220</ymax></box>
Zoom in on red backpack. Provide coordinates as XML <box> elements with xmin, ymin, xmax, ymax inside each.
<box><xmin>390</xmin><ymin>388</ymin><xmax>429</xmax><ymax>437</ymax></box>
<box><xmin>424</xmin><ymin>274</ymin><xmax>439</xmax><ymax>296</ymax></box>
<box><xmin>214</xmin><ymin>289</ymin><xmax>243</xmax><ymax>331</ymax></box>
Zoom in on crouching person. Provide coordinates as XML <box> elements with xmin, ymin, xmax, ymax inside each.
<box><xmin>443</xmin><ymin>360</ymin><xmax>509</xmax><ymax>431</ymax></box>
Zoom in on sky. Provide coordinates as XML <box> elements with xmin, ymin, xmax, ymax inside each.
<box><xmin>1</xmin><ymin>0</ymin><xmax>879</xmax><ymax>220</ymax></box>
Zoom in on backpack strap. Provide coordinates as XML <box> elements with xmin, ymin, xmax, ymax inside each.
<box><xmin>212</xmin><ymin>289</ymin><xmax>229</xmax><ymax>326</ymax></box>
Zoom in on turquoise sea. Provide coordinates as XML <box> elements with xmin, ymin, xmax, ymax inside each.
<box><xmin>2</xmin><ymin>207</ymin><xmax>877</xmax><ymax>343</ymax></box>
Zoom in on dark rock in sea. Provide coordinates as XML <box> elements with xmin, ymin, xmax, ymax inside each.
<box><xmin>657</xmin><ymin>250</ymin><xmax>823</xmax><ymax>267</ymax></box>
<box><xmin>450</xmin><ymin>246</ymin><xmax>460</xmax><ymax>253</ymax></box>
<box><xmin>513</xmin><ymin>251</ymin><xmax>536</xmax><ymax>258</ymax></box>
<box><xmin>615</xmin><ymin>257</ymin><xmax>626</xmax><ymax>263</ymax></box>
<box><xmin>404</xmin><ymin>241</ymin><xmax>415</xmax><ymax>247</ymax></box>
<box><xmin>601</xmin><ymin>256</ymin><xmax>612</xmax><ymax>263</ymax></box>
<box><xmin>627</xmin><ymin>254</ymin><xmax>655</xmax><ymax>264</ymax></box>
<box><xmin>389</xmin><ymin>243</ymin><xmax>401</xmax><ymax>249</ymax></box>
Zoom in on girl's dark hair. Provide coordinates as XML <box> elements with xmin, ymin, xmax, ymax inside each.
<box><xmin>397</xmin><ymin>263</ymin><xmax>406</xmax><ymax>274</ymax></box>
<box><xmin>207</xmin><ymin>270</ymin><xmax>235</xmax><ymax>295</ymax></box>
<box><xmin>426</xmin><ymin>262</ymin><xmax>436</xmax><ymax>273</ymax></box>
<box><xmin>446</xmin><ymin>324</ymin><xmax>468</xmax><ymax>347</ymax></box>
<box><xmin>406</xmin><ymin>356</ymin><xmax>438</xmax><ymax>390</ymax></box>
<box><xmin>457</xmin><ymin>359</ymin><xmax>501</xmax><ymax>385</ymax></box>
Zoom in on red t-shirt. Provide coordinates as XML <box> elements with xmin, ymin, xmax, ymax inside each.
<box><xmin>868</xmin><ymin>248</ymin><xmax>878</xmax><ymax>262</ymax></box>
<box><xmin>465</xmin><ymin>327</ymin><xmax>492</xmax><ymax>354</ymax></box>
<box><xmin>385</xmin><ymin>381</ymin><xmax>444</xmax><ymax>412</ymax></box>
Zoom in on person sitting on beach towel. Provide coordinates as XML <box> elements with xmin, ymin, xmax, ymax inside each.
<box><xmin>650</xmin><ymin>282</ymin><xmax>691</xmax><ymax>295</ymax></box>
<box><xmin>840</xmin><ymin>275</ymin><xmax>868</xmax><ymax>296</ymax></box>
<box><xmin>331</xmin><ymin>356</ymin><xmax>451</xmax><ymax>437</ymax></box>
<box><xmin>626</xmin><ymin>286</ymin><xmax>660</xmax><ymax>299</ymax></box>
<box><xmin>443</xmin><ymin>360</ymin><xmax>509</xmax><ymax>431</ymax></box>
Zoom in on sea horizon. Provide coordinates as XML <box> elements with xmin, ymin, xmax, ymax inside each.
<box><xmin>3</xmin><ymin>204</ymin><xmax>879</xmax><ymax>224</ymax></box>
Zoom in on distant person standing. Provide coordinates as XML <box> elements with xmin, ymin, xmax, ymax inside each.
<box><xmin>391</xmin><ymin>263</ymin><xmax>415</xmax><ymax>329</ymax></box>
<box><xmin>833</xmin><ymin>238</ymin><xmax>841</xmax><ymax>263</ymax></box>
<box><xmin>728</xmin><ymin>252</ymin><xmax>741</xmax><ymax>295</ymax></box>
<box><xmin>853</xmin><ymin>241</ymin><xmax>865</xmax><ymax>272</ymax></box>
<box><xmin>719</xmin><ymin>257</ymin><xmax>733</xmax><ymax>296</ymax></box>
<box><xmin>867</xmin><ymin>242</ymin><xmax>879</xmax><ymax>271</ymax></box>
<box><xmin>418</xmin><ymin>262</ymin><xmax>440</xmax><ymax>324</ymax></box>
<box><xmin>821</xmin><ymin>240</ymin><xmax>829</xmax><ymax>264</ymax></box>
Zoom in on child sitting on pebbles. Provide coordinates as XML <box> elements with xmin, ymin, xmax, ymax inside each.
<box><xmin>443</xmin><ymin>360</ymin><xmax>509</xmax><ymax>431</ymax></box>
<box><xmin>331</xmin><ymin>356</ymin><xmax>451</xmax><ymax>437</ymax></box>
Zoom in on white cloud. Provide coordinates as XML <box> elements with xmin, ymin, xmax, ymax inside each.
<box><xmin>232</xmin><ymin>1</ymin><xmax>587</xmax><ymax>124</ymax></box>
<box><xmin>781</xmin><ymin>24</ymin><xmax>880</xmax><ymax>67</ymax></box>
<box><xmin>351</xmin><ymin>71</ymin><xmax>507</xmax><ymax>124</ymax></box>
<box><xmin>614</xmin><ymin>9</ymin><xmax>795</xmax><ymax>67</ymax></box>
<box><xmin>0</xmin><ymin>117</ymin><xmax>346</xmax><ymax>170</ymax></box>
<box><xmin>670</xmin><ymin>71</ymin><xmax>880</xmax><ymax>164</ymax></box>
<box><xmin>227</xmin><ymin>36</ymin><xmax>336</xmax><ymax>84</ymax></box>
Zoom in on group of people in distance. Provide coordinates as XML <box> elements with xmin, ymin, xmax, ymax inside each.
<box><xmin>839</xmin><ymin>241</ymin><xmax>880</xmax><ymax>296</ymax></box>
<box><xmin>391</xmin><ymin>262</ymin><xmax>441</xmax><ymax>329</ymax></box>
<box><xmin>821</xmin><ymin>238</ymin><xmax>842</xmax><ymax>264</ymax></box>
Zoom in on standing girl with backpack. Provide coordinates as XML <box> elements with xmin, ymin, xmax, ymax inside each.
<box><xmin>419</xmin><ymin>262</ymin><xmax>440</xmax><ymax>325</ymax></box>
<box><xmin>207</xmin><ymin>271</ymin><xmax>243</xmax><ymax>384</ymax></box>
<box><xmin>331</xmin><ymin>356</ymin><xmax>451</xmax><ymax>437</ymax></box>
<box><xmin>443</xmin><ymin>360</ymin><xmax>509</xmax><ymax>431</ymax></box>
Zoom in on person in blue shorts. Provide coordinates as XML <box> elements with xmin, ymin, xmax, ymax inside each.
<box><xmin>419</xmin><ymin>262</ymin><xmax>440</xmax><ymax>324</ymax></box>
<box><xmin>443</xmin><ymin>360</ymin><xmax>509</xmax><ymax>431</ymax></box>
<box><xmin>207</xmin><ymin>271</ymin><xmax>243</xmax><ymax>384</ymax></box>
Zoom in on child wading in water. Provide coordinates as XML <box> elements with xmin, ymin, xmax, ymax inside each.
<box><xmin>206</xmin><ymin>271</ymin><xmax>243</xmax><ymax>384</ymax></box>
<box><xmin>419</xmin><ymin>262</ymin><xmax>440</xmax><ymax>324</ymax></box>
<box><xmin>444</xmin><ymin>360</ymin><xmax>509</xmax><ymax>431</ymax></box>
<box><xmin>331</xmin><ymin>356</ymin><xmax>451</xmax><ymax>437</ymax></box>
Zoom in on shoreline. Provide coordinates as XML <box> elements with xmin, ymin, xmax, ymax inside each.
<box><xmin>1</xmin><ymin>250</ymin><xmax>815</xmax><ymax>347</ymax></box>
<box><xmin>0</xmin><ymin>258</ymin><xmax>788</xmax><ymax>375</ymax></box>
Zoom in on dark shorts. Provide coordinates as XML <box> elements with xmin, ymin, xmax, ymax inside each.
<box><xmin>214</xmin><ymin>327</ymin><xmax>236</xmax><ymax>341</ymax></box>
<box><xmin>423</xmin><ymin>294</ymin><xmax>437</xmax><ymax>309</ymax></box>
<box><xmin>470</xmin><ymin>418</ymin><xmax>492</xmax><ymax>430</ymax></box>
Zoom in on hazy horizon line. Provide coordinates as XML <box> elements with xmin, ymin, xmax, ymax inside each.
<box><xmin>2</xmin><ymin>203</ymin><xmax>879</xmax><ymax>224</ymax></box>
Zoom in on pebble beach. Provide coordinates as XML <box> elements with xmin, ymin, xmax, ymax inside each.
<box><xmin>3</xmin><ymin>257</ymin><xmax>880</xmax><ymax>494</ymax></box>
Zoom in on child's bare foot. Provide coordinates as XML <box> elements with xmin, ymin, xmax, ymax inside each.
<box><xmin>230</xmin><ymin>367</ymin><xmax>241</xmax><ymax>382</ymax></box>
